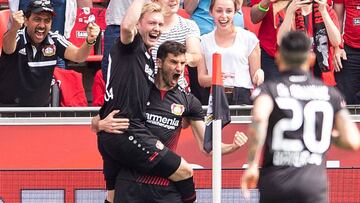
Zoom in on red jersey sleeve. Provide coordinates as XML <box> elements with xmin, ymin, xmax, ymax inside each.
<box><xmin>250</xmin><ymin>0</ymin><xmax>262</xmax><ymax>6</ymax></box>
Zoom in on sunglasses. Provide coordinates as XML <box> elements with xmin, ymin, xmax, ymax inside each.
<box><xmin>32</xmin><ymin>0</ymin><xmax>52</xmax><ymax>7</ymax></box>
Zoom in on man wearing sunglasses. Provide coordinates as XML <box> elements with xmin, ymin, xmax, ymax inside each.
<box><xmin>0</xmin><ymin>0</ymin><xmax>100</xmax><ymax>106</ymax></box>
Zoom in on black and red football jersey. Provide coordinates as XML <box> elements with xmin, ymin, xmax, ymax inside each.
<box><xmin>117</xmin><ymin>85</ymin><xmax>204</xmax><ymax>186</ymax></box>
<box><xmin>251</xmin><ymin>69</ymin><xmax>345</xmax><ymax>202</ymax></box>
<box><xmin>99</xmin><ymin>33</ymin><xmax>155</xmax><ymax>129</ymax></box>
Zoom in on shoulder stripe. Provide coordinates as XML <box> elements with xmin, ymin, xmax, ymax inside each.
<box><xmin>28</xmin><ymin>60</ymin><xmax>57</xmax><ymax>67</ymax></box>
<box><xmin>50</xmin><ymin>32</ymin><xmax>71</xmax><ymax>47</ymax></box>
<box><xmin>56</xmin><ymin>37</ymin><xmax>71</xmax><ymax>47</ymax></box>
<box><xmin>17</xmin><ymin>29</ymin><xmax>27</xmax><ymax>44</ymax></box>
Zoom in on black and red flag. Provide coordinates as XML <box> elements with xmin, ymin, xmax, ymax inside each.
<box><xmin>203</xmin><ymin>53</ymin><xmax>231</xmax><ymax>153</ymax></box>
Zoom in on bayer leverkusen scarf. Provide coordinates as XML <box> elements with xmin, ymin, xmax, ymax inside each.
<box><xmin>295</xmin><ymin>4</ymin><xmax>336</xmax><ymax>86</ymax></box>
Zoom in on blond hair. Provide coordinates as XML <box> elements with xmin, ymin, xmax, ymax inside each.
<box><xmin>140</xmin><ymin>2</ymin><xmax>163</xmax><ymax>20</ymax></box>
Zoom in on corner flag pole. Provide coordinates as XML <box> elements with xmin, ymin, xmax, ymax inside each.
<box><xmin>212</xmin><ymin>53</ymin><xmax>222</xmax><ymax>203</ymax></box>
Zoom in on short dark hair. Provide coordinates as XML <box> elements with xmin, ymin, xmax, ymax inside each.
<box><xmin>157</xmin><ymin>41</ymin><xmax>186</xmax><ymax>61</ymax></box>
<box><xmin>279</xmin><ymin>31</ymin><xmax>311</xmax><ymax>68</ymax></box>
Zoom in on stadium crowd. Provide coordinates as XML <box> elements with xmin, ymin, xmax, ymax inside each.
<box><xmin>1</xmin><ymin>0</ymin><xmax>360</xmax><ymax>203</ymax></box>
<box><xmin>0</xmin><ymin>0</ymin><xmax>359</xmax><ymax>107</ymax></box>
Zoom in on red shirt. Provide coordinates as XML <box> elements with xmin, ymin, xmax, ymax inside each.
<box><xmin>251</xmin><ymin>0</ymin><xmax>335</xmax><ymax>57</ymax></box>
<box><xmin>251</xmin><ymin>0</ymin><xmax>283</xmax><ymax>57</ymax></box>
<box><xmin>333</xmin><ymin>0</ymin><xmax>360</xmax><ymax>48</ymax></box>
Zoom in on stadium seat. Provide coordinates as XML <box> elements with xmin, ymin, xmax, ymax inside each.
<box><xmin>92</xmin><ymin>69</ymin><xmax>105</xmax><ymax>106</ymax></box>
<box><xmin>241</xmin><ymin>6</ymin><xmax>261</xmax><ymax>36</ymax></box>
<box><xmin>0</xmin><ymin>9</ymin><xmax>10</xmax><ymax>54</ymax></box>
<box><xmin>0</xmin><ymin>0</ymin><xmax>8</xmax><ymax>9</ymax></box>
<box><xmin>53</xmin><ymin>67</ymin><xmax>88</xmax><ymax>107</ymax></box>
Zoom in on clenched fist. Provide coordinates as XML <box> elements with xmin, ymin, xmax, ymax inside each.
<box><xmin>11</xmin><ymin>10</ymin><xmax>25</xmax><ymax>31</ymax></box>
<box><xmin>86</xmin><ymin>22</ymin><xmax>101</xmax><ymax>44</ymax></box>
<box><xmin>233</xmin><ymin>131</ymin><xmax>248</xmax><ymax>147</ymax></box>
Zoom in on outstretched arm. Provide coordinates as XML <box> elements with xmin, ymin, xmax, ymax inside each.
<box><xmin>189</xmin><ymin>120</ymin><xmax>248</xmax><ymax>155</ymax></box>
<box><xmin>120</xmin><ymin>0</ymin><xmax>145</xmax><ymax>45</ymax></box>
<box><xmin>2</xmin><ymin>10</ymin><xmax>24</xmax><ymax>54</ymax></box>
<box><xmin>332</xmin><ymin>109</ymin><xmax>360</xmax><ymax>150</ymax></box>
<box><xmin>64</xmin><ymin>22</ymin><xmax>100</xmax><ymax>63</ymax></box>
<box><xmin>221</xmin><ymin>131</ymin><xmax>248</xmax><ymax>155</ymax></box>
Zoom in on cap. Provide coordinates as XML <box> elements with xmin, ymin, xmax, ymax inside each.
<box><xmin>27</xmin><ymin>0</ymin><xmax>55</xmax><ymax>16</ymax></box>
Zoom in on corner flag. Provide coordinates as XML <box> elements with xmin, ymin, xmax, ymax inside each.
<box><xmin>203</xmin><ymin>53</ymin><xmax>231</xmax><ymax>153</ymax></box>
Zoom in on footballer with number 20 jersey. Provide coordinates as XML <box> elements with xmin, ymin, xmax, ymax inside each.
<box><xmin>251</xmin><ymin>69</ymin><xmax>345</xmax><ymax>202</ymax></box>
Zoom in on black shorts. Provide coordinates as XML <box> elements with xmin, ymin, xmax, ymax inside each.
<box><xmin>97</xmin><ymin>129</ymin><xmax>181</xmax><ymax>190</ymax></box>
<box><xmin>114</xmin><ymin>178</ymin><xmax>182</xmax><ymax>203</ymax></box>
<box><xmin>259</xmin><ymin>194</ymin><xmax>327</xmax><ymax>203</ymax></box>
<box><xmin>259</xmin><ymin>166</ymin><xmax>328</xmax><ymax>203</ymax></box>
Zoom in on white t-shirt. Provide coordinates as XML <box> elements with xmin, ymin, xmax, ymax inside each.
<box><xmin>201</xmin><ymin>27</ymin><xmax>259</xmax><ymax>89</ymax></box>
<box><xmin>105</xmin><ymin>0</ymin><xmax>133</xmax><ymax>26</ymax></box>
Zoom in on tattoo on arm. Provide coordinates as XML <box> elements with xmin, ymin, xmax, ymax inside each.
<box><xmin>248</xmin><ymin>119</ymin><xmax>267</xmax><ymax>165</ymax></box>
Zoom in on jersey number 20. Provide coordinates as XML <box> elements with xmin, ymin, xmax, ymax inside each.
<box><xmin>272</xmin><ymin>97</ymin><xmax>333</xmax><ymax>154</ymax></box>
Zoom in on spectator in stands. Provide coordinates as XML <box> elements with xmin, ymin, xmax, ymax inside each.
<box><xmin>184</xmin><ymin>0</ymin><xmax>244</xmax><ymax>35</ymax></box>
<box><xmin>197</xmin><ymin>0</ymin><xmax>264</xmax><ymax>105</ymax></box>
<box><xmin>151</xmin><ymin>0</ymin><xmax>202</xmax><ymax>93</ymax></box>
<box><xmin>93</xmin><ymin>41</ymin><xmax>248</xmax><ymax>203</ymax></box>
<box><xmin>277</xmin><ymin>0</ymin><xmax>341</xmax><ymax>86</ymax></box>
<box><xmin>241</xmin><ymin>30</ymin><xmax>360</xmax><ymax>203</ymax></box>
<box><xmin>249</xmin><ymin>0</ymin><xmax>288</xmax><ymax>81</ymax></box>
<box><xmin>76</xmin><ymin>0</ymin><xmax>93</xmax><ymax>8</ymax></box>
<box><xmin>9</xmin><ymin>0</ymin><xmax>77</xmax><ymax>36</ymax></box>
<box><xmin>333</xmin><ymin>0</ymin><xmax>360</xmax><ymax>104</ymax></box>
<box><xmin>101</xmin><ymin>0</ymin><xmax>132</xmax><ymax>81</ymax></box>
<box><xmin>0</xmin><ymin>0</ymin><xmax>100</xmax><ymax>106</ymax></box>
<box><xmin>183</xmin><ymin>0</ymin><xmax>245</xmax><ymax>104</ymax></box>
<box><xmin>9</xmin><ymin>0</ymin><xmax>79</xmax><ymax>68</ymax></box>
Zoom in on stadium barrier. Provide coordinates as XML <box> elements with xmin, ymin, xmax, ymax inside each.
<box><xmin>1</xmin><ymin>106</ymin><xmax>360</xmax><ymax>202</ymax></box>
<box><xmin>0</xmin><ymin>168</ymin><xmax>359</xmax><ymax>203</ymax></box>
